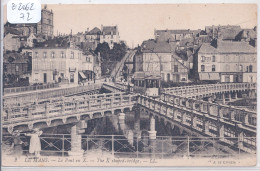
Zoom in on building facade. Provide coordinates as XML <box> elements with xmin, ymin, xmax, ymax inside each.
<box><xmin>100</xmin><ymin>25</ymin><xmax>120</xmax><ymax>48</ymax></box>
<box><xmin>31</xmin><ymin>46</ymin><xmax>88</xmax><ymax>84</ymax></box>
<box><xmin>198</xmin><ymin>40</ymin><xmax>257</xmax><ymax>83</ymax></box>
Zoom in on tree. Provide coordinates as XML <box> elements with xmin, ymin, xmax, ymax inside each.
<box><xmin>110</xmin><ymin>42</ymin><xmax>127</xmax><ymax>61</ymax></box>
<box><xmin>94</xmin><ymin>42</ymin><xmax>110</xmax><ymax>61</ymax></box>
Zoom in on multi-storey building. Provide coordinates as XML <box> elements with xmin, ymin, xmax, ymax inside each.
<box><xmin>133</xmin><ymin>33</ymin><xmax>189</xmax><ymax>86</ymax></box>
<box><xmin>100</xmin><ymin>25</ymin><xmax>120</xmax><ymax>48</ymax></box>
<box><xmin>84</xmin><ymin>27</ymin><xmax>101</xmax><ymax>50</ymax></box>
<box><xmin>31</xmin><ymin>41</ymin><xmax>96</xmax><ymax>85</ymax></box>
<box><xmin>198</xmin><ymin>40</ymin><xmax>257</xmax><ymax>83</ymax></box>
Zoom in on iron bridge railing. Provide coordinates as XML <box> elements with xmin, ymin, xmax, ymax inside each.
<box><xmin>2</xmin><ymin>134</ymin><xmax>256</xmax><ymax>158</ymax></box>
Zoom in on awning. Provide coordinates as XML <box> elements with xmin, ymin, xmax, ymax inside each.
<box><xmin>199</xmin><ymin>73</ymin><xmax>220</xmax><ymax>80</ymax></box>
<box><xmin>79</xmin><ymin>72</ymin><xmax>87</xmax><ymax>79</ymax></box>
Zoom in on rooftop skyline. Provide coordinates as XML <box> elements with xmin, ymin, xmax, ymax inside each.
<box><xmin>4</xmin><ymin>4</ymin><xmax>257</xmax><ymax>47</ymax></box>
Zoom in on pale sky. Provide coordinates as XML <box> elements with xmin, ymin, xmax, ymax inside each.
<box><xmin>4</xmin><ymin>4</ymin><xmax>257</xmax><ymax>47</ymax></box>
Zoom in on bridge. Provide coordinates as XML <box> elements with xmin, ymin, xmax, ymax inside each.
<box><xmin>3</xmin><ymin>83</ymin><xmax>103</xmax><ymax>106</ymax></box>
<box><xmin>163</xmin><ymin>83</ymin><xmax>256</xmax><ymax>103</ymax></box>
<box><xmin>3</xmin><ymin>92</ymin><xmax>136</xmax><ymax>133</ymax></box>
<box><xmin>2</xmin><ymin>82</ymin><xmax>257</xmax><ymax>157</ymax></box>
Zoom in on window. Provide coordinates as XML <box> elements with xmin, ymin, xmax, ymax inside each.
<box><xmin>249</xmin><ymin>65</ymin><xmax>253</xmax><ymax>72</ymax></box>
<box><xmin>51</xmin><ymin>52</ymin><xmax>55</xmax><ymax>58</ymax></box>
<box><xmin>201</xmin><ymin>65</ymin><xmax>205</xmax><ymax>72</ymax></box>
<box><xmin>201</xmin><ymin>56</ymin><xmax>205</xmax><ymax>62</ymax></box>
<box><xmin>70</xmin><ymin>73</ymin><xmax>74</xmax><ymax>83</ymax></box>
<box><xmin>61</xmin><ymin>51</ymin><xmax>65</xmax><ymax>58</ymax></box>
<box><xmin>15</xmin><ymin>65</ymin><xmax>19</xmax><ymax>72</ymax></box>
<box><xmin>43</xmin><ymin>52</ymin><xmax>47</xmax><ymax>58</ymax></box>
<box><xmin>71</xmin><ymin>52</ymin><xmax>74</xmax><ymax>59</ymax></box>
<box><xmin>212</xmin><ymin>56</ymin><xmax>216</xmax><ymax>62</ymax></box>
<box><xmin>212</xmin><ymin>65</ymin><xmax>215</xmax><ymax>72</ymax></box>
<box><xmin>239</xmin><ymin>65</ymin><xmax>243</xmax><ymax>72</ymax></box>
<box><xmin>35</xmin><ymin>52</ymin><xmax>38</xmax><ymax>58</ymax></box>
<box><xmin>174</xmin><ymin>65</ymin><xmax>178</xmax><ymax>72</ymax></box>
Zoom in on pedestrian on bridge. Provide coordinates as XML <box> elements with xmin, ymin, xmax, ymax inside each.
<box><xmin>25</xmin><ymin>128</ymin><xmax>43</xmax><ymax>157</ymax></box>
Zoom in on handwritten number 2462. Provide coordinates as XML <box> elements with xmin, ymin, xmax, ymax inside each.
<box><xmin>20</xmin><ymin>13</ymin><xmax>32</xmax><ymax>21</ymax></box>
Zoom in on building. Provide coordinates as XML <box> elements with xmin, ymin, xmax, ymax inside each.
<box><xmin>3</xmin><ymin>53</ymin><xmax>29</xmax><ymax>76</ymax></box>
<box><xmin>198</xmin><ymin>40</ymin><xmax>257</xmax><ymax>83</ymax></box>
<box><xmin>133</xmin><ymin>33</ymin><xmax>189</xmax><ymax>86</ymax></box>
<box><xmin>36</xmin><ymin>5</ymin><xmax>54</xmax><ymax>39</ymax></box>
<box><xmin>100</xmin><ymin>25</ymin><xmax>120</xmax><ymax>48</ymax></box>
<box><xmin>31</xmin><ymin>38</ymin><xmax>96</xmax><ymax>84</ymax></box>
<box><xmin>18</xmin><ymin>33</ymin><xmax>36</xmax><ymax>48</ymax></box>
<box><xmin>205</xmin><ymin>25</ymin><xmax>241</xmax><ymax>40</ymax></box>
<box><xmin>154</xmin><ymin>29</ymin><xmax>200</xmax><ymax>42</ymax></box>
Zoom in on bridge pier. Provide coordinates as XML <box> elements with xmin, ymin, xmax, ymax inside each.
<box><xmin>233</xmin><ymin>92</ymin><xmax>237</xmax><ymax>99</ymax></box>
<box><xmin>148</xmin><ymin>115</ymin><xmax>157</xmax><ymax>140</ymax></box>
<box><xmin>68</xmin><ymin>123</ymin><xmax>85</xmax><ymax>157</ymax></box>
<box><xmin>118</xmin><ymin>113</ymin><xmax>126</xmax><ymax>132</ymax></box>
<box><xmin>222</xmin><ymin>93</ymin><xmax>226</xmax><ymax>104</ymax></box>
<box><xmin>217</xmin><ymin>122</ymin><xmax>225</xmax><ymax>141</ymax></box>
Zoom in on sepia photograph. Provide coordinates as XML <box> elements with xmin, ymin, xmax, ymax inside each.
<box><xmin>1</xmin><ymin>2</ymin><xmax>257</xmax><ymax>167</ymax></box>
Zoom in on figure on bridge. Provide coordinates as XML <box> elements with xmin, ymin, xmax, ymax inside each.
<box><xmin>25</xmin><ymin>128</ymin><xmax>43</xmax><ymax>157</ymax></box>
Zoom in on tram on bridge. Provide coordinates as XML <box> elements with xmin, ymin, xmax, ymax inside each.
<box><xmin>132</xmin><ymin>72</ymin><xmax>161</xmax><ymax>97</ymax></box>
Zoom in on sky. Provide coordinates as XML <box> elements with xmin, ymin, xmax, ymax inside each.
<box><xmin>4</xmin><ymin>4</ymin><xmax>257</xmax><ymax>47</ymax></box>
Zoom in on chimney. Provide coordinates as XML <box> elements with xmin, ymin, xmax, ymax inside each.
<box><xmin>87</xmin><ymin>28</ymin><xmax>89</xmax><ymax>32</ymax></box>
<box><xmin>101</xmin><ymin>25</ymin><xmax>103</xmax><ymax>31</ymax></box>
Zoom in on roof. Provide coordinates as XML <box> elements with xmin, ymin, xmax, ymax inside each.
<box><xmin>142</xmin><ymin>41</ymin><xmax>176</xmax><ymax>53</ymax></box>
<box><xmin>218</xmin><ymin>27</ymin><xmax>242</xmax><ymax>40</ymax></box>
<box><xmin>102</xmin><ymin>26</ymin><xmax>117</xmax><ymax>35</ymax></box>
<box><xmin>179</xmin><ymin>38</ymin><xmax>194</xmax><ymax>47</ymax></box>
<box><xmin>156</xmin><ymin>32</ymin><xmax>175</xmax><ymax>42</ymax></box>
<box><xmin>86</xmin><ymin>27</ymin><xmax>101</xmax><ymax>35</ymax></box>
<box><xmin>155</xmin><ymin>29</ymin><xmax>191</xmax><ymax>35</ymax></box>
<box><xmin>199</xmin><ymin>41</ymin><xmax>256</xmax><ymax>54</ymax></box>
<box><xmin>34</xmin><ymin>37</ymin><xmax>71</xmax><ymax>48</ymax></box>
<box><xmin>5</xmin><ymin>27</ymin><xmax>21</xmax><ymax>36</ymax></box>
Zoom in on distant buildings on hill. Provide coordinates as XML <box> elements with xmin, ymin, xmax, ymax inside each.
<box><xmin>133</xmin><ymin>25</ymin><xmax>257</xmax><ymax>86</ymax></box>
